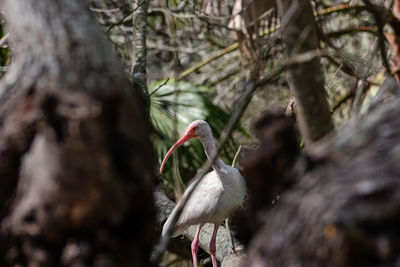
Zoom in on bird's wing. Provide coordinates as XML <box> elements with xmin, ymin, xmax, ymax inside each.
<box><xmin>162</xmin><ymin>171</ymin><xmax>223</xmax><ymax>237</ymax></box>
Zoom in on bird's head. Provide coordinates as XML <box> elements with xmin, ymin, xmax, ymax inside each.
<box><xmin>160</xmin><ymin>120</ymin><xmax>210</xmax><ymax>174</ymax></box>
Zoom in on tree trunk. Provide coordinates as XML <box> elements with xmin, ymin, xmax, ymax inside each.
<box><xmin>131</xmin><ymin>0</ymin><xmax>150</xmax><ymax>107</ymax></box>
<box><xmin>0</xmin><ymin>0</ymin><xmax>155</xmax><ymax>266</ymax></box>
<box><xmin>238</xmin><ymin>96</ymin><xmax>400</xmax><ymax>266</ymax></box>
<box><xmin>277</xmin><ymin>0</ymin><xmax>333</xmax><ymax>143</ymax></box>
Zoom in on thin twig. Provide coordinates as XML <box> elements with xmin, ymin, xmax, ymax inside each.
<box><xmin>327</xmin><ymin>63</ymin><xmax>343</xmax><ymax>90</ymax></box>
<box><xmin>173</xmin><ymin>4</ymin><xmax>372</xmax><ymax>81</ymax></box>
<box><xmin>314</xmin><ymin>3</ymin><xmax>366</xmax><ymax>16</ymax></box>
<box><xmin>90</xmin><ymin>7</ymin><xmax>120</xmax><ymax>13</ymax></box>
<box><xmin>224</xmin><ymin>217</ymin><xmax>236</xmax><ymax>254</ymax></box>
<box><xmin>232</xmin><ymin>145</ymin><xmax>242</xmax><ymax>169</ymax></box>
<box><xmin>362</xmin><ymin>0</ymin><xmax>393</xmax><ymax>75</ymax></box>
<box><xmin>178</xmin><ymin>42</ymin><xmax>239</xmax><ymax>80</ymax></box>
<box><xmin>326</xmin><ymin>26</ymin><xmax>378</xmax><ymax>38</ymax></box>
<box><xmin>147</xmin><ymin>40</ymin><xmax>208</xmax><ymax>54</ymax></box>
<box><xmin>332</xmin><ymin>91</ymin><xmax>355</xmax><ymax>113</ymax></box>
<box><xmin>0</xmin><ymin>33</ymin><xmax>9</xmax><ymax>47</ymax></box>
<box><xmin>149</xmin><ymin>78</ymin><xmax>169</xmax><ymax>97</ymax></box>
<box><xmin>106</xmin><ymin>1</ymin><xmax>145</xmax><ymax>33</ymax></box>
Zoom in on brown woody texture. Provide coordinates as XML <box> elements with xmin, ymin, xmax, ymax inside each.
<box><xmin>0</xmin><ymin>0</ymin><xmax>155</xmax><ymax>266</ymax></box>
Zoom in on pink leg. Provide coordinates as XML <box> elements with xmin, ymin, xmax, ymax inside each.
<box><xmin>210</xmin><ymin>224</ymin><xmax>219</xmax><ymax>267</ymax></box>
<box><xmin>191</xmin><ymin>225</ymin><xmax>202</xmax><ymax>267</ymax></box>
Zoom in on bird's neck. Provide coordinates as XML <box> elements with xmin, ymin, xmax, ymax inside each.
<box><xmin>199</xmin><ymin>134</ymin><xmax>225</xmax><ymax>171</ymax></box>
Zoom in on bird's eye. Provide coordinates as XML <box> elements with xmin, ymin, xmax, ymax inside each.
<box><xmin>193</xmin><ymin>126</ymin><xmax>199</xmax><ymax>130</ymax></box>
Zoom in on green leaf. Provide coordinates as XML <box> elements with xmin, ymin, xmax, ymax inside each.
<box><xmin>150</xmin><ymin>80</ymin><xmax>248</xmax><ymax>193</ymax></box>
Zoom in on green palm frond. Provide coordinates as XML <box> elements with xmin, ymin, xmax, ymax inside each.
<box><xmin>150</xmin><ymin>79</ymin><xmax>248</xmax><ymax>193</ymax></box>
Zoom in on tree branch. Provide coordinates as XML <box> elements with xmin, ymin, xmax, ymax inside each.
<box><xmin>362</xmin><ymin>0</ymin><xmax>393</xmax><ymax>75</ymax></box>
<box><xmin>131</xmin><ymin>0</ymin><xmax>150</xmax><ymax>108</ymax></box>
<box><xmin>278</xmin><ymin>0</ymin><xmax>334</xmax><ymax>144</ymax></box>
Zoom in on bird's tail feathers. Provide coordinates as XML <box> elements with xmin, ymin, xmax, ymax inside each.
<box><xmin>162</xmin><ymin>210</ymin><xmax>184</xmax><ymax>238</ymax></box>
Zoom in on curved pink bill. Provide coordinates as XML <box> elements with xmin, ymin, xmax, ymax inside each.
<box><xmin>160</xmin><ymin>130</ymin><xmax>196</xmax><ymax>174</ymax></box>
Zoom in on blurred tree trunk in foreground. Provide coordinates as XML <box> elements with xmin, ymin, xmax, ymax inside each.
<box><xmin>0</xmin><ymin>0</ymin><xmax>155</xmax><ymax>266</ymax></box>
<box><xmin>236</xmin><ymin>88</ymin><xmax>400</xmax><ymax>266</ymax></box>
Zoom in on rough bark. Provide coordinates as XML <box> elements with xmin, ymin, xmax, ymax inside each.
<box><xmin>239</xmin><ymin>94</ymin><xmax>400</xmax><ymax>266</ymax></box>
<box><xmin>388</xmin><ymin>0</ymin><xmax>400</xmax><ymax>84</ymax></box>
<box><xmin>0</xmin><ymin>0</ymin><xmax>155</xmax><ymax>266</ymax></box>
<box><xmin>277</xmin><ymin>0</ymin><xmax>333</xmax><ymax>144</ymax></box>
<box><xmin>131</xmin><ymin>0</ymin><xmax>150</xmax><ymax>107</ymax></box>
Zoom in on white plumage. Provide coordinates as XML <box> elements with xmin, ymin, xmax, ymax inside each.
<box><xmin>160</xmin><ymin>120</ymin><xmax>246</xmax><ymax>267</ymax></box>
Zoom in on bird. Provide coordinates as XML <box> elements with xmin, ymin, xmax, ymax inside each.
<box><xmin>160</xmin><ymin>120</ymin><xmax>246</xmax><ymax>267</ymax></box>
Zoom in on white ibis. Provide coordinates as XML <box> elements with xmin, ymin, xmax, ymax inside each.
<box><xmin>160</xmin><ymin>120</ymin><xmax>246</xmax><ymax>267</ymax></box>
